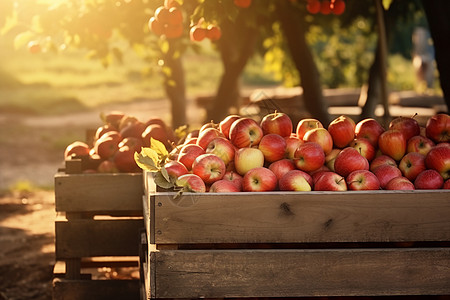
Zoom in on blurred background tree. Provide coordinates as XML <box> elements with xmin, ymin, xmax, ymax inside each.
<box><xmin>0</xmin><ymin>0</ymin><xmax>442</xmax><ymax>128</ymax></box>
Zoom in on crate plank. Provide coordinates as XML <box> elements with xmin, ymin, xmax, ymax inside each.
<box><xmin>149</xmin><ymin>247</ymin><xmax>450</xmax><ymax>299</ymax></box>
<box><xmin>150</xmin><ymin>190</ymin><xmax>450</xmax><ymax>244</ymax></box>
<box><xmin>55</xmin><ymin>219</ymin><xmax>144</xmax><ymax>258</ymax></box>
<box><xmin>55</xmin><ymin>172</ymin><xmax>143</xmax><ymax>212</ymax></box>
<box><xmin>53</xmin><ymin>278</ymin><xmax>140</xmax><ymax>300</ymax></box>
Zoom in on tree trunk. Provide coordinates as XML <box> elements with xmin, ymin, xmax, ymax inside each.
<box><xmin>208</xmin><ymin>17</ymin><xmax>258</xmax><ymax>123</ymax></box>
<box><xmin>421</xmin><ymin>0</ymin><xmax>450</xmax><ymax>112</ymax></box>
<box><xmin>276</xmin><ymin>1</ymin><xmax>331</xmax><ymax>126</ymax></box>
<box><xmin>162</xmin><ymin>41</ymin><xmax>186</xmax><ymax>129</ymax></box>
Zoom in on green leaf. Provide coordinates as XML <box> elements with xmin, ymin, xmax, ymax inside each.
<box><xmin>382</xmin><ymin>0</ymin><xmax>393</xmax><ymax>10</ymax></box>
<box><xmin>153</xmin><ymin>171</ymin><xmax>174</xmax><ymax>189</ymax></box>
<box><xmin>141</xmin><ymin>147</ymin><xmax>159</xmax><ymax>163</ymax></box>
<box><xmin>134</xmin><ymin>150</ymin><xmax>160</xmax><ymax>172</ymax></box>
<box><xmin>14</xmin><ymin>31</ymin><xmax>34</xmax><ymax>49</ymax></box>
<box><xmin>150</xmin><ymin>138</ymin><xmax>168</xmax><ymax>157</ymax></box>
<box><xmin>159</xmin><ymin>39</ymin><xmax>169</xmax><ymax>54</ymax></box>
<box><xmin>159</xmin><ymin>166</ymin><xmax>171</xmax><ymax>183</ymax></box>
<box><xmin>1</xmin><ymin>10</ymin><xmax>18</xmax><ymax>35</ymax></box>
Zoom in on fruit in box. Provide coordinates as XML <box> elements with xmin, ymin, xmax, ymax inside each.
<box><xmin>132</xmin><ymin>111</ymin><xmax>449</xmax><ymax>192</ymax></box>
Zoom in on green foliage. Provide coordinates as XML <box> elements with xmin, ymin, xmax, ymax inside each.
<box><xmin>309</xmin><ymin>17</ymin><xmax>377</xmax><ymax>88</ymax></box>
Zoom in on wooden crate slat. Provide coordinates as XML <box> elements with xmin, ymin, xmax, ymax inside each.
<box><xmin>55</xmin><ymin>219</ymin><xmax>144</xmax><ymax>258</ymax></box>
<box><xmin>55</xmin><ymin>172</ymin><xmax>144</xmax><ymax>212</ymax></box>
<box><xmin>151</xmin><ymin>190</ymin><xmax>450</xmax><ymax>244</ymax></box>
<box><xmin>53</xmin><ymin>278</ymin><xmax>140</xmax><ymax>300</ymax></box>
<box><xmin>149</xmin><ymin>247</ymin><xmax>450</xmax><ymax>299</ymax></box>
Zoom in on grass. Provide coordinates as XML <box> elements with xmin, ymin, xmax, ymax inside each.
<box><xmin>0</xmin><ymin>34</ymin><xmax>428</xmax><ymax>117</ymax></box>
<box><xmin>0</xmin><ymin>37</ymin><xmax>279</xmax><ymax>116</ymax></box>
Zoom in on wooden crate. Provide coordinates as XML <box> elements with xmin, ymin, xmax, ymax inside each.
<box><xmin>142</xmin><ymin>171</ymin><xmax>450</xmax><ymax>299</ymax></box>
<box><xmin>53</xmin><ymin>156</ymin><xmax>145</xmax><ymax>300</ymax></box>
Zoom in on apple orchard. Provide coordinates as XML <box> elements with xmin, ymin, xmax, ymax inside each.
<box><xmin>65</xmin><ymin>111</ymin><xmax>450</xmax><ymax>193</ymax></box>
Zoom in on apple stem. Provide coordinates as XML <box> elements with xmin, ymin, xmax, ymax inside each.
<box><xmin>337</xmin><ymin>177</ymin><xmax>345</xmax><ymax>184</ymax></box>
<box><xmin>358</xmin><ymin>147</ymin><xmax>362</xmax><ymax>155</ymax></box>
<box><xmin>411</xmin><ymin>112</ymin><xmax>418</xmax><ymax>119</ymax></box>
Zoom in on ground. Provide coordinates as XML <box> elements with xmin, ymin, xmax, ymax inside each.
<box><xmin>0</xmin><ymin>98</ymin><xmax>202</xmax><ymax>300</ymax></box>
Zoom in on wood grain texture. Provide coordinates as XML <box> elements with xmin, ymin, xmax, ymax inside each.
<box><xmin>53</xmin><ymin>278</ymin><xmax>140</xmax><ymax>300</ymax></box>
<box><xmin>55</xmin><ymin>219</ymin><xmax>144</xmax><ymax>258</ymax></box>
<box><xmin>55</xmin><ymin>172</ymin><xmax>144</xmax><ymax>212</ymax></box>
<box><xmin>149</xmin><ymin>247</ymin><xmax>450</xmax><ymax>298</ymax></box>
<box><xmin>150</xmin><ymin>190</ymin><xmax>450</xmax><ymax>244</ymax></box>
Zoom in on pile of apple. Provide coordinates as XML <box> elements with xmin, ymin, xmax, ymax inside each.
<box><xmin>143</xmin><ymin>112</ymin><xmax>450</xmax><ymax>193</ymax></box>
<box><xmin>64</xmin><ymin>111</ymin><xmax>176</xmax><ymax>173</ymax></box>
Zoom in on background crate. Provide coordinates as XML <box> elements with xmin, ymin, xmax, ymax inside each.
<box><xmin>143</xmin><ymin>171</ymin><xmax>450</xmax><ymax>299</ymax></box>
<box><xmin>53</xmin><ymin>157</ymin><xmax>145</xmax><ymax>300</ymax></box>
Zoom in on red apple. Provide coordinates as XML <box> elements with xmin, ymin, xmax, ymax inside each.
<box><xmin>370</xmin><ymin>155</ymin><xmax>397</xmax><ymax>172</ymax></box>
<box><xmin>192</xmin><ymin>153</ymin><xmax>226</xmax><ymax>185</ymax></box>
<box><xmin>209</xmin><ymin>179</ymin><xmax>241</xmax><ymax>193</ymax></box>
<box><xmin>97</xmin><ymin>160</ymin><xmax>119</xmax><ymax>173</ymax></box>
<box><xmin>346</xmin><ymin>170</ymin><xmax>380</xmax><ymax>191</ymax></box>
<box><xmin>444</xmin><ymin>179</ymin><xmax>450</xmax><ymax>189</ymax></box>
<box><xmin>378</xmin><ymin>129</ymin><xmax>407</xmax><ymax>161</ymax></box>
<box><xmin>177</xmin><ymin>144</ymin><xmax>206</xmax><ymax>170</ymax></box>
<box><xmin>303</xmin><ymin>127</ymin><xmax>333</xmax><ymax>155</ymax></box>
<box><xmin>118</xmin><ymin>137</ymin><xmax>143</xmax><ymax>152</ymax></box>
<box><xmin>296</xmin><ymin>118</ymin><xmax>323</xmax><ymax>140</ymax></box>
<box><xmin>333</xmin><ymin>147</ymin><xmax>369</xmax><ymax>178</ymax></box>
<box><xmin>425</xmin><ymin>113</ymin><xmax>450</xmax><ymax>143</ymax></box>
<box><xmin>268</xmin><ymin>158</ymin><xmax>296</xmax><ymax>180</ymax></box>
<box><xmin>372</xmin><ymin>164</ymin><xmax>402</xmax><ymax>189</ymax></box>
<box><xmin>258</xmin><ymin>133</ymin><xmax>287</xmax><ymax>163</ymax></box>
<box><xmin>328</xmin><ymin>115</ymin><xmax>356</xmax><ymax>148</ymax></box>
<box><xmin>285</xmin><ymin>136</ymin><xmax>303</xmax><ymax>159</ymax></box>
<box><xmin>95</xmin><ymin>124</ymin><xmax>117</xmax><ymax>141</ymax></box>
<box><xmin>102</xmin><ymin>131</ymin><xmax>123</xmax><ymax>144</ymax></box>
<box><xmin>234</xmin><ymin>147</ymin><xmax>265</xmax><ymax>176</ymax></box>
<box><xmin>114</xmin><ymin>145</ymin><xmax>141</xmax><ymax>173</ymax></box>
<box><xmin>102</xmin><ymin>110</ymin><xmax>125</xmax><ymax>129</ymax></box>
<box><xmin>385</xmin><ymin>176</ymin><xmax>415</xmax><ymax>190</ymax></box>
<box><xmin>389</xmin><ymin>115</ymin><xmax>420</xmax><ymax>142</ymax></box>
<box><xmin>222</xmin><ymin>170</ymin><xmax>244</xmax><ymax>190</ymax></box>
<box><xmin>349</xmin><ymin>138</ymin><xmax>376</xmax><ymax>162</ymax></box>
<box><xmin>229</xmin><ymin>117</ymin><xmax>263</xmax><ymax>148</ymax></box>
<box><xmin>163</xmin><ymin>160</ymin><xmax>189</xmax><ymax>180</ymax></box>
<box><xmin>118</xmin><ymin>115</ymin><xmax>139</xmax><ymax>131</ymax></box>
<box><xmin>425</xmin><ymin>146</ymin><xmax>450</xmax><ymax>180</ymax></box>
<box><xmin>120</xmin><ymin>121</ymin><xmax>146</xmax><ymax>140</ymax></box>
<box><xmin>142</xmin><ymin>124</ymin><xmax>168</xmax><ymax>147</ymax></box>
<box><xmin>436</xmin><ymin>142</ymin><xmax>450</xmax><ymax>149</ymax></box>
<box><xmin>219</xmin><ymin>114</ymin><xmax>241</xmax><ymax>139</ymax></box>
<box><xmin>325</xmin><ymin>148</ymin><xmax>341</xmax><ymax>171</ymax></box>
<box><xmin>176</xmin><ymin>174</ymin><xmax>206</xmax><ymax>193</ymax></box>
<box><xmin>183</xmin><ymin>137</ymin><xmax>198</xmax><ymax>145</ymax></box>
<box><xmin>414</xmin><ymin>169</ymin><xmax>444</xmax><ymax>189</ymax></box>
<box><xmin>94</xmin><ymin>135</ymin><xmax>120</xmax><ymax>160</ymax></box>
<box><xmin>196</xmin><ymin>128</ymin><xmax>224</xmax><ymax>150</ymax></box>
<box><xmin>406</xmin><ymin>135</ymin><xmax>435</xmax><ymax>156</ymax></box>
<box><xmin>293</xmin><ymin>142</ymin><xmax>326</xmax><ymax>172</ymax></box>
<box><xmin>279</xmin><ymin>170</ymin><xmax>312</xmax><ymax>191</ymax></box>
<box><xmin>354</xmin><ymin>118</ymin><xmax>385</xmax><ymax>147</ymax></box>
<box><xmin>398</xmin><ymin>152</ymin><xmax>426</xmax><ymax>181</ymax></box>
<box><xmin>64</xmin><ymin>141</ymin><xmax>90</xmax><ymax>159</ymax></box>
<box><xmin>144</xmin><ymin>116</ymin><xmax>168</xmax><ymax>129</ymax></box>
<box><xmin>205</xmin><ymin>137</ymin><xmax>235</xmax><ymax>166</ymax></box>
<box><xmin>260</xmin><ymin>111</ymin><xmax>293</xmax><ymax>137</ymax></box>
<box><xmin>242</xmin><ymin>167</ymin><xmax>277</xmax><ymax>192</ymax></box>
<box><xmin>310</xmin><ymin>165</ymin><xmax>332</xmax><ymax>184</ymax></box>
<box><xmin>314</xmin><ymin>172</ymin><xmax>347</xmax><ymax>191</ymax></box>
<box><xmin>199</xmin><ymin>121</ymin><xmax>218</xmax><ymax>133</ymax></box>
